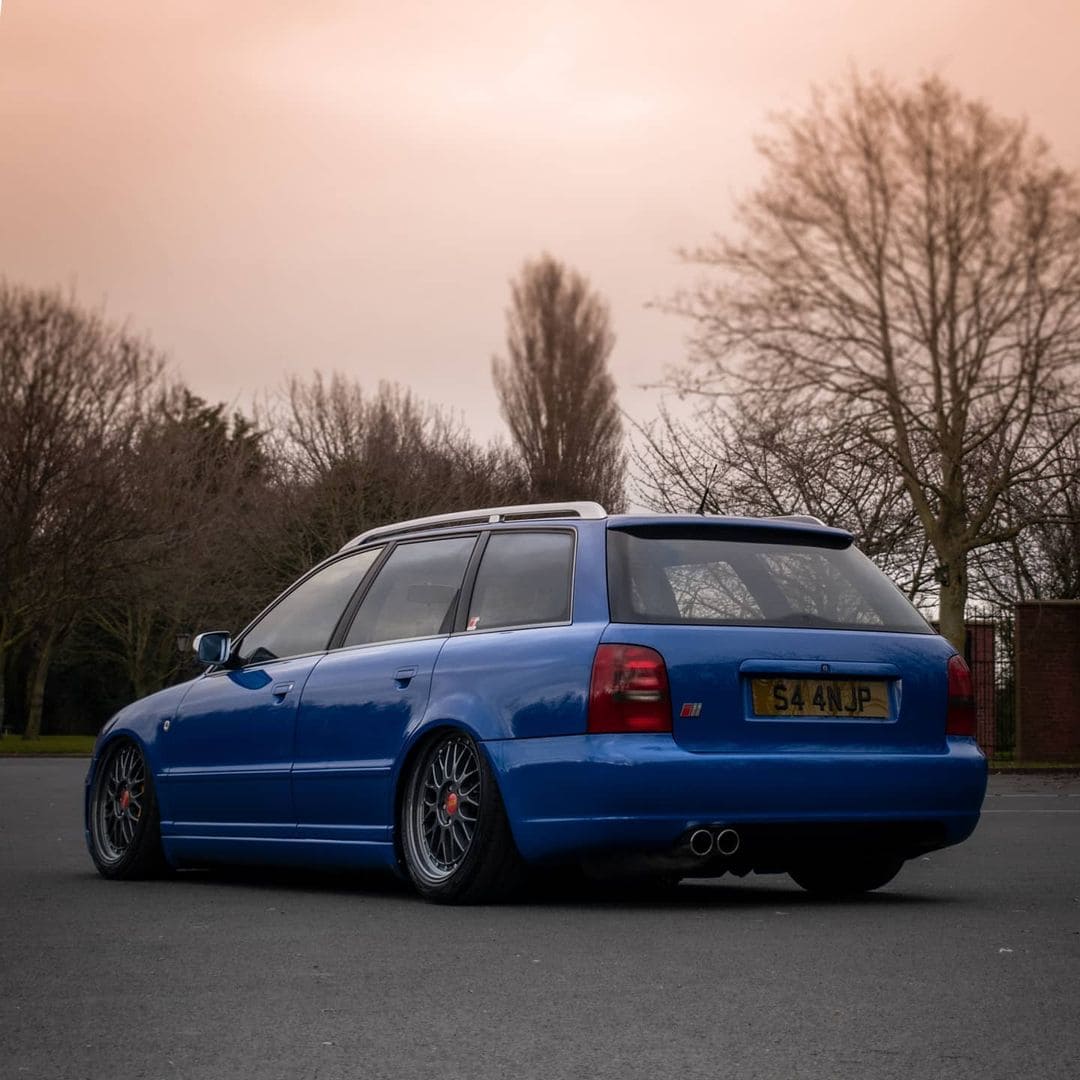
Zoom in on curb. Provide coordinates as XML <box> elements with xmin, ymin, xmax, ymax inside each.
<box><xmin>0</xmin><ymin>753</ymin><xmax>93</xmax><ymax>759</ymax></box>
<box><xmin>989</xmin><ymin>766</ymin><xmax>1080</xmax><ymax>776</ymax></box>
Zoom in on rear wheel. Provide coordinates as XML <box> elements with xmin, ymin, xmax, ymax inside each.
<box><xmin>789</xmin><ymin>855</ymin><xmax>904</xmax><ymax>897</ymax></box>
<box><xmin>400</xmin><ymin>731</ymin><xmax>524</xmax><ymax>904</ymax></box>
<box><xmin>89</xmin><ymin>739</ymin><xmax>166</xmax><ymax>879</ymax></box>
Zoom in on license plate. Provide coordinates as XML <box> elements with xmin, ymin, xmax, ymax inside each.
<box><xmin>750</xmin><ymin>677</ymin><xmax>889</xmax><ymax>718</ymax></box>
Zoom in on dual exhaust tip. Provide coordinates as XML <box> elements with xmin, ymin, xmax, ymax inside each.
<box><xmin>689</xmin><ymin>827</ymin><xmax>741</xmax><ymax>858</ymax></box>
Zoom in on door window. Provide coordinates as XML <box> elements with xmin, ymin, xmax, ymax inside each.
<box><xmin>236</xmin><ymin>547</ymin><xmax>383</xmax><ymax>666</ymax></box>
<box><xmin>343</xmin><ymin>537</ymin><xmax>475</xmax><ymax>646</ymax></box>
<box><xmin>466</xmin><ymin>531</ymin><xmax>574</xmax><ymax>632</ymax></box>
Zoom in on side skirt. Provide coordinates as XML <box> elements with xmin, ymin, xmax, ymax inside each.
<box><xmin>162</xmin><ymin>834</ymin><xmax>400</xmax><ymax>873</ymax></box>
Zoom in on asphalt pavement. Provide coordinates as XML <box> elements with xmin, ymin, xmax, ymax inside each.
<box><xmin>1</xmin><ymin>758</ymin><xmax>1078</xmax><ymax>1080</ymax></box>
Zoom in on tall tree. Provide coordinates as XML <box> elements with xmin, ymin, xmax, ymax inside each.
<box><xmin>0</xmin><ymin>283</ymin><xmax>163</xmax><ymax>736</ymax></box>
<box><xmin>493</xmin><ymin>254</ymin><xmax>625</xmax><ymax>510</ymax></box>
<box><xmin>668</xmin><ymin>74</ymin><xmax>1080</xmax><ymax>650</ymax></box>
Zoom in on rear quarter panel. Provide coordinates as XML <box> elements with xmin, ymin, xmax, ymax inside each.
<box><xmin>427</xmin><ymin>623</ymin><xmax>604</xmax><ymax>740</ymax></box>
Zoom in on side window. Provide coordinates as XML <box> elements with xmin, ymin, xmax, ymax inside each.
<box><xmin>466</xmin><ymin>531</ymin><xmax>574</xmax><ymax>632</ymax></box>
<box><xmin>236</xmin><ymin>547</ymin><xmax>383</xmax><ymax>666</ymax></box>
<box><xmin>343</xmin><ymin>536</ymin><xmax>475</xmax><ymax>647</ymax></box>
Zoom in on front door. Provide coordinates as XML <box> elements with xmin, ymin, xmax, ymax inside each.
<box><xmin>159</xmin><ymin>657</ymin><xmax>320</xmax><ymax>838</ymax></box>
<box><xmin>156</xmin><ymin>546</ymin><xmax>384</xmax><ymax>839</ymax></box>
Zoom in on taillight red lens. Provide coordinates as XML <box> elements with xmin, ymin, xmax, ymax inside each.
<box><xmin>946</xmin><ymin>654</ymin><xmax>976</xmax><ymax>737</ymax></box>
<box><xmin>588</xmin><ymin>644</ymin><xmax>672</xmax><ymax>733</ymax></box>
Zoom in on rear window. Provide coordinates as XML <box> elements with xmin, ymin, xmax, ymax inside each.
<box><xmin>607</xmin><ymin>528</ymin><xmax>931</xmax><ymax>634</ymax></box>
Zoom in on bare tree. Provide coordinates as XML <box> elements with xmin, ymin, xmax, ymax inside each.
<box><xmin>968</xmin><ymin>417</ymin><xmax>1080</xmax><ymax>605</ymax></box>
<box><xmin>493</xmin><ymin>254</ymin><xmax>625</xmax><ymax>510</ymax></box>
<box><xmin>632</xmin><ymin>392</ymin><xmax>935</xmax><ymax>603</ymax></box>
<box><xmin>0</xmin><ymin>283</ymin><xmax>163</xmax><ymax>736</ymax></box>
<box><xmin>90</xmin><ymin>388</ymin><xmax>269</xmax><ymax>699</ymax></box>
<box><xmin>1025</xmin><ymin>425</ymin><xmax>1080</xmax><ymax>598</ymax></box>
<box><xmin>668</xmin><ymin>74</ymin><xmax>1080</xmax><ymax>650</ymax></box>
<box><xmin>264</xmin><ymin>374</ymin><xmax>531</xmax><ymax>578</ymax></box>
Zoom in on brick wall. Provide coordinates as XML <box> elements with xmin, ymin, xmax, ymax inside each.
<box><xmin>1015</xmin><ymin>601</ymin><xmax>1080</xmax><ymax>763</ymax></box>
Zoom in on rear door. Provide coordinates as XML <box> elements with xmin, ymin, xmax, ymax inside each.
<box><xmin>605</xmin><ymin>525</ymin><xmax>953</xmax><ymax>755</ymax></box>
<box><xmin>431</xmin><ymin>528</ymin><xmax>597</xmax><ymax>740</ymax></box>
<box><xmin>292</xmin><ymin>535</ymin><xmax>477</xmax><ymax>840</ymax></box>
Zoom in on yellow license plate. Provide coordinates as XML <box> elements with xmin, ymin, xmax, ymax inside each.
<box><xmin>751</xmin><ymin>678</ymin><xmax>889</xmax><ymax>718</ymax></box>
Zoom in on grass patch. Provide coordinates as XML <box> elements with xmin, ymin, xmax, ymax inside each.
<box><xmin>0</xmin><ymin>734</ymin><xmax>96</xmax><ymax>756</ymax></box>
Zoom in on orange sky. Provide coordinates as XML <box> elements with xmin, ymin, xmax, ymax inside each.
<box><xmin>2</xmin><ymin>0</ymin><xmax>1078</xmax><ymax>442</ymax></box>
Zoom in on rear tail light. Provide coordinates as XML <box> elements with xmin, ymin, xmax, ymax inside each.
<box><xmin>946</xmin><ymin>654</ymin><xmax>976</xmax><ymax>736</ymax></box>
<box><xmin>588</xmin><ymin>644</ymin><xmax>672</xmax><ymax>733</ymax></box>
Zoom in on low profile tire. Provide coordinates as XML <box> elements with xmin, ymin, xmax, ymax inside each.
<box><xmin>789</xmin><ymin>854</ymin><xmax>904</xmax><ymax>897</ymax></box>
<box><xmin>400</xmin><ymin>731</ymin><xmax>524</xmax><ymax>904</ymax></box>
<box><xmin>89</xmin><ymin>739</ymin><xmax>167</xmax><ymax>880</ymax></box>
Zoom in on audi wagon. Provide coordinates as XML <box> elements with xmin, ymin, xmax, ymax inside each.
<box><xmin>86</xmin><ymin>502</ymin><xmax>987</xmax><ymax>902</ymax></box>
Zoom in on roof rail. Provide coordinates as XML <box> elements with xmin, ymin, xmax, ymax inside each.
<box><xmin>339</xmin><ymin>501</ymin><xmax>608</xmax><ymax>551</ymax></box>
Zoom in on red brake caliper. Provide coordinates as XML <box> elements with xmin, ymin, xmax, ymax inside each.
<box><xmin>119</xmin><ymin>789</ymin><xmax>131</xmax><ymax>812</ymax></box>
<box><xmin>444</xmin><ymin>791</ymin><xmax>459</xmax><ymax>817</ymax></box>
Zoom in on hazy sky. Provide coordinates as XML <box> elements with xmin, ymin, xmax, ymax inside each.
<box><xmin>2</xmin><ymin>0</ymin><xmax>1079</xmax><ymax>442</ymax></box>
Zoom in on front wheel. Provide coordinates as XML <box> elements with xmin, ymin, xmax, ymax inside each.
<box><xmin>400</xmin><ymin>732</ymin><xmax>524</xmax><ymax>904</ymax></box>
<box><xmin>89</xmin><ymin>739</ymin><xmax>167</xmax><ymax>879</ymax></box>
<box><xmin>789</xmin><ymin>855</ymin><xmax>904</xmax><ymax>897</ymax></box>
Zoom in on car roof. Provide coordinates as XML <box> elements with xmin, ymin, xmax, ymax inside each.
<box><xmin>338</xmin><ymin>503</ymin><xmax>852</xmax><ymax>553</ymax></box>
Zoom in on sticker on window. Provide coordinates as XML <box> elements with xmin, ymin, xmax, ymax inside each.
<box><xmin>467</xmin><ymin>616</ymin><xmax>480</xmax><ymax>631</ymax></box>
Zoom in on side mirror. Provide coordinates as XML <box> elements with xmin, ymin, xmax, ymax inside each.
<box><xmin>193</xmin><ymin>631</ymin><xmax>232</xmax><ymax>666</ymax></box>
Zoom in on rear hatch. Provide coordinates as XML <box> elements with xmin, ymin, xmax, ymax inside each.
<box><xmin>605</xmin><ymin>519</ymin><xmax>954</xmax><ymax>754</ymax></box>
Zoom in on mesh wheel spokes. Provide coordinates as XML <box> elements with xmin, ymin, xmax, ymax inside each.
<box><xmin>94</xmin><ymin>743</ymin><xmax>147</xmax><ymax>864</ymax></box>
<box><xmin>408</xmin><ymin>735</ymin><xmax>481</xmax><ymax>884</ymax></box>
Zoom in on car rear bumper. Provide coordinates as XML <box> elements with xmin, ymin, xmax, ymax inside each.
<box><xmin>483</xmin><ymin>734</ymin><xmax>987</xmax><ymax>863</ymax></box>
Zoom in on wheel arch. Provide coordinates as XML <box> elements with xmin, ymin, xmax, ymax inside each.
<box><xmin>390</xmin><ymin>719</ymin><xmax>511</xmax><ymax>868</ymax></box>
<box><xmin>85</xmin><ymin>728</ymin><xmax>157</xmax><ymax>821</ymax></box>
<box><xmin>85</xmin><ymin>729</ymin><xmax>170</xmax><ymax>878</ymax></box>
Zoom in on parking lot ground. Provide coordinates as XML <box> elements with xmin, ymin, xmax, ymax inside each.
<box><xmin>1</xmin><ymin>759</ymin><xmax>1078</xmax><ymax>1080</ymax></box>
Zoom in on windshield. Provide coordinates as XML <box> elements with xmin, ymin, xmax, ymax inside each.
<box><xmin>607</xmin><ymin>527</ymin><xmax>932</xmax><ymax>634</ymax></box>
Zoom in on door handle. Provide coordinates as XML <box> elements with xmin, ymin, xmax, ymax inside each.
<box><xmin>394</xmin><ymin>666</ymin><xmax>418</xmax><ymax>688</ymax></box>
<box><xmin>271</xmin><ymin>681</ymin><xmax>295</xmax><ymax>700</ymax></box>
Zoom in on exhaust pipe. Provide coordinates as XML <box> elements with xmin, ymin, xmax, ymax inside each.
<box><xmin>715</xmin><ymin>828</ymin><xmax>741</xmax><ymax>856</ymax></box>
<box><xmin>689</xmin><ymin>829</ymin><xmax>714</xmax><ymax>857</ymax></box>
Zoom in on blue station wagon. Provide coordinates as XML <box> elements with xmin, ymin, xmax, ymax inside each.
<box><xmin>86</xmin><ymin>502</ymin><xmax>988</xmax><ymax>902</ymax></box>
